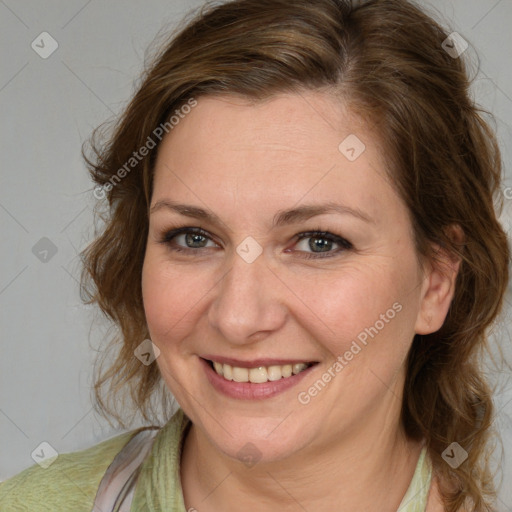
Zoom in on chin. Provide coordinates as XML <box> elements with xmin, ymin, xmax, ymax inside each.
<box><xmin>199</xmin><ymin>411</ymin><xmax>316</xmax><ymax>465</ymax></box>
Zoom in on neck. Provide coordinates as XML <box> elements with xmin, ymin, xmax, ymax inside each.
<box><xmin>180</xmin><ymin>397</ymin><xmax>423</xmax><ymax>512</ymax></box>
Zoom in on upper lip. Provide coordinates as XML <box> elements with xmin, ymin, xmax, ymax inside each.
<box><xmin>201</xmin><ymin>356</ymin><xmax>317</xmax><ymax>368</ymax></box>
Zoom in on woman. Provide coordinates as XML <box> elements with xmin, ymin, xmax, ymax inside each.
<box><xmin>0</xmin><ymin>0</ymin><xmax>509</xmax><ymax>511</ymax></box>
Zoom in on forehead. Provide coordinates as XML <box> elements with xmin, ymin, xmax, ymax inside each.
<box><xmin>163</xmin><ymin>92</ymin><xmax>368</xmax><ymax>156</ymax></box>
<box><xmin>151</xmin><ymin>92</ymin><xmax>403</xmax><ymax>228</ymax></box>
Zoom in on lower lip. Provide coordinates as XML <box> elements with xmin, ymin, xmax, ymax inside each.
<box><xmin>201</xmin><ymin>358</ymin><xmax>316</xmax><ymax>400</ymax></box>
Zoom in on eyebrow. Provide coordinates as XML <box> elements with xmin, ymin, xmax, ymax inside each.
<box><xmin>149</xmin><ymin>200</ymin><xmax>373</xmax><ymax>227</ymax></box>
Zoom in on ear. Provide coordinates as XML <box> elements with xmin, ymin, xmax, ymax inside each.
<box><xmin>414</xmin><ymin>225</ymin><xmax>464</xmax><ymax>335</ymax></box>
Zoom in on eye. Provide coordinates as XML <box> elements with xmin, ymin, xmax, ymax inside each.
<box><xmin>293</xmin><ymin>230</ymin><xmax>352</xmax><ymax>259</ymax></box>
<box><xmin>158</xmin><ymin>227</ymin><xmax>218</xmax><ymax>253</ymax></box>
<box><xmin>158</xmin><ymin>226</ymin><xmax>352</xmax><ymax>259</ymax></box>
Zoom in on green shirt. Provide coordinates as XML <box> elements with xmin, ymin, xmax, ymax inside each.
<box><xmin>0</xmin><ymin>409</ymin><xmax>432</xmax><ymax>511</ymax></box>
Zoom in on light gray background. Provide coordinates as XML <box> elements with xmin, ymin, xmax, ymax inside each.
<box><xmin>1</xmin><ymin>0</ymin><xmax>511</xmax><ymax>508</ymax></box>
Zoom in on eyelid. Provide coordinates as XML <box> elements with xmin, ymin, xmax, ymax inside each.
<box><xmin>158</xmin><ymin>225</ymin><xmax>352</xmax><ymax>258</ymax></box>
<box><xmin>294</xmin><ymin>230</ymin><xmax>352</xmax><ymax>248</ymax></box>
<box><xmin>158</xmin><ymin>226</ymin><xmax>221</xmax><ymax>251</ymax></box>
<box><xmin>159</xmin><ymin>226</ymin><xmax>214</xmax><ymax>244</ymax></box>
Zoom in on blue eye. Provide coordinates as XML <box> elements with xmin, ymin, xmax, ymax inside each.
<box><xmin>158</xmin><ymin>227</ymin><xmax>352</xmax><ymax>259</ymax></box>
<box><xmin>159</xmin><ymin>227</ymin><xmax>217</xmax><ymax>251</ymax></box>
<box><xmin>294</xmin><ymin>231</ymin><xmax>352</xmax><ymax>258</ymax></box>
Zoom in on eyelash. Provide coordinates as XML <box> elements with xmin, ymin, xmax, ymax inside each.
<box><xmin>157</xmin><ymin>226</ymin><xmax>353</xmax><ymax>259</ymax></box>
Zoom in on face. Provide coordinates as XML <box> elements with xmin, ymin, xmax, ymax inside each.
<box><xmin>142</xmin><ymin>92</ymin><xmax>433</xmax><ymax>464</ymax></box>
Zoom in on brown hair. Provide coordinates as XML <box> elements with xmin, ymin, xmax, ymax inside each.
<box><xmin>81</xmin><ymin>0</ymin><xmax>510</xmax><ymax>510</ymax></box>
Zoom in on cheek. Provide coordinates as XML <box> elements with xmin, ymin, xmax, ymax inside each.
<box><xmin>141</xmin><ymin>242</ymin><xmax>421</xmax><ymax>362</ymax></box>
<box><xmin>295</xmin><ymin>260</ymin><xmax>419</xmax><ymax>361</ymax></box>
<box><xmin>141</xmin><ymin>252</ymin><xmax>212</xmax><ymax>340</ymax></box>
<box><xmin>142</xmin><ymin>253</ymin><xmax>181</xmax><ymax>339</ymax></box>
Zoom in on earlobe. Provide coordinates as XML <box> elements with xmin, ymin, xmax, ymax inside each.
<box><xmin>414</xmin><ymin>226</ymin><xmax>463</xmax><ymax>335</ymax></box>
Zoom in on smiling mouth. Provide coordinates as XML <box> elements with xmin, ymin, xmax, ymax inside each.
<box><xmin>205</xmin><ymin>359</ymin><xmax>316</xmax><ymax>384</ymax></box>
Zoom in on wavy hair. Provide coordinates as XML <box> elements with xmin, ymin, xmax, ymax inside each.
<box><xmin>80</xmin><ymin>1</ymin><xmax>510</xmax><ymax>510</ymax></box>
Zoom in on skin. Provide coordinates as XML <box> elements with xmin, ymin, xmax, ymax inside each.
<box><xmin>141</xmin><ymin>91</ymin><xmax>459</xmax><ymax>511</ymax></box>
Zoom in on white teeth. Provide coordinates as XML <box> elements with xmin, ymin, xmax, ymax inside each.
<box><xmin>232</xmin><ymin>367</ymin><xmax>249</xmax><ymax>382</ymax></box>
<box><xmin>249</xmin><ymin>367</ymin><xmax>268</xmax><ymax>383</ymax></box>
<box><xmin>267</xmin><ymin>365</ymin><xmax>283</xmax><ymax>381</ymax></box>
<box><xmin>223</xmin><ymin>364</ymin><xmax>233</xmax><ymax>381</ymax></box>
<box><xmin>213</xmin><ymin>362</ymin><xmax>223</xmax><ymax>375</ymax></box>
<box><xmin>211</xmin><ymin>361</ymin><xmax>310</xmax><ymax>382</ymax></box>
<box><xmin>292</xmin><ymin>363</ymin><xmax>307</xmax><ymax>375</ymax></box>
<box><xmin>281</xmin><ymin>364</ymin><xmax>292</xmax><ymax>378</ymax></box>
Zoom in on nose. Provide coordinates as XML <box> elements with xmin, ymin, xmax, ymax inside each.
<box><xmin>207</xmin><ymin>247</ymin><xmax>287</xmax><ymax>345</ymax></box>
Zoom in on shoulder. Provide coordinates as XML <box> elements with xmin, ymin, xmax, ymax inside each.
<box><xmin>0</xmin><ymin>429</ymin><xmax>139</xmax><ymax>512</ymax></box>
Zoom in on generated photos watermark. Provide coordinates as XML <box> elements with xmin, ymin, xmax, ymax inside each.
<box><xmin>297</xmin><ymin>301</ymin><xmax>403</xmax><ymax>405</ymax></box>
<box><xmin>93</xmin><ymin>97</ymin><xmax>197</xmax><ymax>200</ymax></box>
